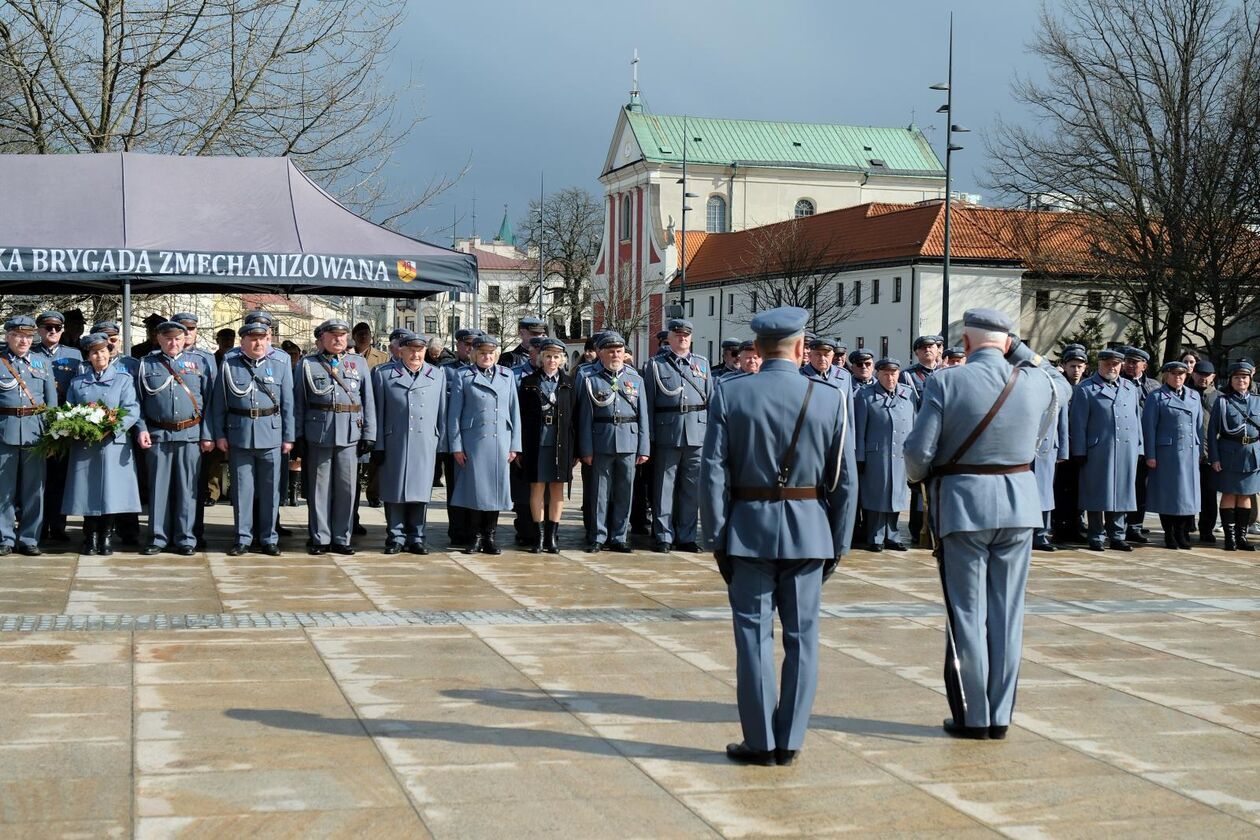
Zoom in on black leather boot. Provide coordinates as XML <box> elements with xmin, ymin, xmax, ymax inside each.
<box><xmin>1237</xmin><ymin>517</ymin><xmax>1255</xmax><ymax>551</ymax></box>
<box><xmin>483</xmin><ymin>511</ymin><xmax>502</xmax><ymax>555</ymax></box>
<box><xmin>1222</xmin><ymin>509</ymin><xmax>1237</xmax><ymax>551</ymax></box>
<box><xmin>81</xmin><ymin>517</ymin><xmax>98</xmax><ymax>556</ymax></box>
<box><xmin>532</xmin><ymin>520</ymin><xmax>545</xmax><ymax>554</ymax></box>
<box><xmin>98</xmin><ymin>515</ymin><xmax>114</xmax><ymax>556</ymax></box>
<box><xmin>463</xmin><ymin>533</ymin><xmax>485</xmax><ymax>554</ymax></box>
<box><xmin>544</xmin><ymin>520</ymin><xmax>560</xmax><ymax>554</ymax></box>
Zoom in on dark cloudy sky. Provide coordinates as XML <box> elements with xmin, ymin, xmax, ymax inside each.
<box><xmin>389</xmin><ymin>0</ymin><xmax>1049</xmax><ymax>245</ymax></box>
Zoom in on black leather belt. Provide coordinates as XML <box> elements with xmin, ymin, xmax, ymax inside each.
<box><xmin>653</xmin><ymin>404</ymin><xmax>708</xmax><ymax>414</ymax></box>
<box><xmin>307</xmin><ymin>402</ymin><xmax>360</xmax><ymax>414</ymax></box>
<box><xmin>594</xmin><ymin>416</ymin><xmax>635</xmax><ymax>425</ymax></box>
<box><xmin>229</xmin><ymin>406</ymin><xmax>277</xmax><ymax>418</ymax></box>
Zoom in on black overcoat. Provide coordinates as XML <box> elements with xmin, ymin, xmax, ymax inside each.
<box><xmin>518</xmin><ymin>369</ymin><xmax>577</xmax><ymax>482</ymax></box>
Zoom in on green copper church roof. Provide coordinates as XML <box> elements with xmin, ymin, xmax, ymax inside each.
<box><xmin>495</xmin><ymin>207</ymin><xmax>515</xmax><ymax>246</ymax></box>
<box><xmin>624</xmin><ymin>111</ymin><xmax>944</xmax><ymax>176</ymax></box>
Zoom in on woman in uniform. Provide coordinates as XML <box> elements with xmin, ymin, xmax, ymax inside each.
<box><xmin>518</xmin><ymin>338</ymin><xmax>576</xmax><ymax>553</ymax></box>
<box><xmin>1208</xmin><ymin>361</ymin><xmax>1260</xmax><ymax>551</ymax></box>
<box><xmin>448</xmin><ymin>335</ymin><xmax>522</xmax><ymax>554</ymax></box>
<box><xmin>1143</xmin><ymin>361</ymin><xmax>1203</xmax><ymax>549</ymax></box>
<box><xmin>854</xmin><ymin>358</ymin><xmax>916</xmax><ymax>551</ymax></box>
<box><xmin>63</xmin><ymin>332</ymin><xmax>143</xmax><ymax>555</ymax></box>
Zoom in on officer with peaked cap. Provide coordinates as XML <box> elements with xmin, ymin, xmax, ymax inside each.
<box><xmin>168</xmin><ymin>312</ymin><xmax>219</xmax><ymax>550</ymax></box>
<box><xmin>715</xmin><ymin>338</ymin><xmax>742</xmax><ymax>378</ymax></box>
<box><xmin>508</xmin><ymin>335</ymin><xmax>548</xmax><ymax>545</ymax></box>
<box><xmin>208</xmin><ymin>322</ymin><xmax>295</xmax><ymax>555</ymax></box>
<box><xmin>1051</xmin><ymin>345</ymin><xmax>1090</xmax><ymax>543</ymax></box>
<box><xmin>1032</xmin><ymin>370</ymin><xmax>1071</xmax><ymax>552</ymax></box>
<box><xmin>642</xmin><ymin>318</ymin><xmax>711</xmax><ymax>553</ymax></box>
<box><xmin>1121</xmin><ymin>346</ymin><xmax>1161</xmax><ymax>543</ymax></box>
<box><xmin>943</xmin><ymin>347</ymin><xmax>967</xmax><ymax>367</ymax></box>
<box><xmin>654</xmin><ymin>329</ymin><xmax>670</xmax><ymax>358</ymax></box>
<box><xmin>576</xmin><ymin>331</ymin><xmax>649</xmax><ymax>552</ymax></box>
<box><xmin>1189</xmin><ymin>359</ymin><xmax>1221</xmax><ymax>542</ymax></box>
<box><xmin>1142</xmin><ymin>360</ymin><xmax>1202</xmax><ymax>549</ymax></box>
<box><xmin>89</xmin><ymin>321</ymin><xmax>140</xmax><ymax>380</ymax></box>
<box><xmin>448</xmin><ymin>334</ymin><xmax>522</xmax><ymax>554</ymax></box>
<box><xmin>441</xmin><ymin>327</ymin><xmax>482</xmax><ymax>547</ymax></box>
<box><xmin>1208</xmin><ymin>360</ymin><xmax>1260</xmax><ymax>550</ymax></box>
<box><xmin>32</xmin><ymin>310</ymin><xmax>79</xmax><ymax>543</ymax></box>
<box><xmin>1070</xmin><ymin>347</ymin><xmax>1143</xmax><ymax>551</ymax></box>
<box><xmin>855</xmin><ymin>358</ymin><xmax>916</xmax><ymax>551</ymax></box>
<box><xmin>848</xmin><ymin>350</ymin><xmax>875</xmax><ymax>391</ymax></box>
<box><xmin>701</xmin><ymin>306</ymin><xmax>857</xmax><ymax>766</ymax></box>
<box><xmin>0</xmin><ymin>316</ymin><xmax>58</xmax><ymax>555</ymax></box>
<box><xmin>801</xmin><ymin>337</ymin><xmax>853</xmax><ymax>391</ymax></box>
<box><xmin>903</xmin><ymin>307</ymin><xmax>1070</xmax><ymax>740</ymax></box>
<box><xmin>735</xmin><ymin>340</ymin><xmax>762</xmax><ymax>374</ymax></box>
<box><xmin>135</xmin><ymin>321</ymin><xmax>212</xmax><ymax>555</ymax></box>
<box><xmin>518</xmin><ymin>337</ymin><xmax>578</xmax><ymax>553</ymax></box>
<box><xmin>499</xmin><ymin>316</ymin><xmax>547</xmax><ymax>369</ymax></box>
<box><xmin>294</xmin><ymin>319</ymin><xmax>375</xmax><ymax>554</ymax></box>
<box><xmin>372</xmin><ymin>332</ymin><xmax>446</xmax><ymax>554</ymax></box>
<box><xmin>901</xmin><ymin>334</ymin><xmax>943</xmax><ymax>544</ymax></box>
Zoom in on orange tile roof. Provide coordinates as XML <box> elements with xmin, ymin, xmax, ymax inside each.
<box><xmin>470</xmin><ymin>247</ymin><xmax>535</xmax><ymax>271</ymax></box>
<box><xmin>678</xmin><ymin>230</ymin><xmax>707</xmax><ymax>269</ymax></box>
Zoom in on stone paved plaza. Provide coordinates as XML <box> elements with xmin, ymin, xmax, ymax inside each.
<box><xmin>3</xmin><ymin>492</ymin><xmax>1260</xmax><ymax>838</ymax></box>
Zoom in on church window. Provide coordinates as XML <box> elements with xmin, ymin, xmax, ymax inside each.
<box><xmin>727</xmin><ymin>294</ymin><xmax>734</xmax><ymax>315</ymax></box>
<box><xmin>424</xmin><ymin>317</ymin><xmax>437</xmax><ymax>334</ymax></box>
<box><xmin>620</xmin><ymin>194</ymin><xmax>632</xmax><ymax>241</ymax></box>
<box><xmin>708</xmin><ymin>295</ymin><xmax>715</xmax><ymax>316</ymax></box>
<box><xmin>706</xmin><ymin>195</ymin><xmax>727</xmax><ymax>233</ymax></box>
<box><xmin>750</xmin><ymin>290</ymin><xmax>759</xmax><ymax>311</ymax></box>
<box><xmin>872</xmin><ymin>278</ymin><xmax>881</xmax><ymax>305</ymax></box>
<box><xmin>894</xmin><ymin>276</ymin><xmax>903</xmax><ymax>302</ymax></box>
<box><xmin>794</xmin><ymin>199</ymin><xmax>816</xmax><ymax>218</ymax></box>
<box><xmin>1036</xmin><ymin>290</ymin><xmax>1050</xmax><ymax>311</ymax></box>
<box><xmin>518</xmin><ymin>285</ymin><xmax>532</xmax><ymax>304</ymax></box>
<box><xmin>853</xmin><ymin>280</ymin><xmax>862</xmax><ymax>307</ymax></box>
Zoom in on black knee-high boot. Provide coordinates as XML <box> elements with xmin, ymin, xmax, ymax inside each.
<box><xmin>98</xmin><ymin>515</ymin><xmax>114</xmax><ymax>556</ymax></box>
<box><xmin>81</xmin><ymin>517</ymin><xmax>98</xmax><ymax>556</ymax></box>
<box><xmin>532</xmin><ymin>518</ymin><xmax>546</xmax><ymax>554</ymax></box>
<box><xmin>483</xmin><ymin>511</ymin><xmax>502</xmax><ymax>555</ymax></box>
<box><xmin>1160</xmin><ymin>515</ymin><xmax>1177</xmax><ymax>548</ymax></box>
<box><xmin>544</xmin><ymin>520</ymin><xmax>560</xmax><ymax>554</ymax></box>
<box><xmin>1222</xmin><ymin>509</ymin><xmax>1237</xmax><ymax>551</ymax></box>
<box><xmin>1237</xmin><ymin>510</ymin><xmax>1255</xmax><ymax>551</ymax></box>
<box><xmin>1177</xmin><ymin>516</ymin><xmax>1194</xmax><ymax>549</ymax></box>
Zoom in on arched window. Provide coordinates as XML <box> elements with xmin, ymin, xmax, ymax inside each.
<box><xmin>619</xmin><ymin>194</ymin><xmax>632</xmax><ymax>241</ymax></box>
<box><xmin>706</xmin><ymin>195</ymin><xmax>727</xmax><ymax>233</ymax></box>
<box><xmin>794</xmin><ymin>198</ymin><xmax>816</xmax><ymax>218</ymax></box>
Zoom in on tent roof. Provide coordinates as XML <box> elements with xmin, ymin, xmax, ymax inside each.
<box><xmin>0</xmin><ymin>153</ymin><xmax>477</xmax><ymax>297</ymax></box>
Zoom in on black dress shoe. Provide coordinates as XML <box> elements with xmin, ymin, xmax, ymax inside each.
<box><xmin>352</xmin><ymin>524</ymin><xmax>368</xmax><ymax>536</ymax></box>
<box><xmin>308</xmin><ymin>544</ymin><xmax>328</xmax><ymax>556</ymax></box>
<box><xmin>276</xmin><ymin>523</ymin><xmax>293</xmax><ymax>537</ymax></box>
<box><xmin>0</xmin><ymin>545</ymin><xmax>11</xmax><ymax>556</ymax></box>
<box><xmin>589</xmin><ymin>542</ymin><xmax>604</xmax><ymax>553</ymax></box>
<box><xmin>942</xmin><ymin>718</ymin><xmax>989</xmax><ymax>740</ymax></box>
<box><xmin>608</xmin><ymin>541</ymin><xmax>632</xmax><ymax>553</ymax></box>
<box><xmin>196</xmin><ymin>539</ymin><xmax>208</xmax><ymax>550</ymax></box>
<box><xmin>173</xmin><ymin>545</ymin><xmax>196</xmax><ymax>556</ymax></box>
<box><xmin>725</xmin><ymin>742</ymin><xmax>776</xmax><ymax>766</ymax></box>
<box><xmin>141</xmin><ymin>544</ymin><xmax>164</xmax><ymax>556</ymax></box>
<box><xmin>866</xmin><ymin>543</ymin><xmax>884</xmax><ymax>553</ymax></box>
<box><xmin>883</xmin><ymin>540</ymin><xmax>908</xmax><ymax>551</ymax></box>
<box><xmin>227</xmin><ymin>544</ymin><xmax>248</xmax><ymax>556</ymax></box>
<box><xmin>1126</xmin><ymin>530</ymin><xmax>1149</xmax><ymax>544</ymax></box>
<box><xmin>16</xmin><ymin>543</ymin><xmax>41</xmax><ymax>556</ymax></box>
<box><xmin>1033</xmin><ymin>541</ymin><xmax>1057</xmax><ymax>552</ymax></box>
<box><xmin>675</xmin><ymin>541</ymin><xmax>702</xmax><ymax>553</ymax></box>
<box><xmin>46</xmin><ymin>529</ymin><xmax>69</xmax><ymax>542</ymax></box>
<box><xmin>652</xmin><ymin>541</ymin><xmax>672</xmax><ymax>553</ymax></box>
<box><xmin>1088</xmin><ymin>539</ymin><xmax>1105</xmax><ymax>551</ymax></box>
<box><xmin>1108</xmin><ymin>539</ymin><xmax>1134</xmax><ymax>552</ymax></box>
<box><xmin>384</xmin><ymin>543</ymin><xmax>402</xmax><ymax>555</ymax></box>
<box><xmin>1199</xmin><ymin>533</ymin><xmax>1217</xmax><ymax>544</ymax></box>
<box><xmin>405</xmin><ymin>542</ymin><xmax>428</xmax><ymax>555</ymax></box>
<box><xmin>260</xmin><ymin>544</ymin><xmax>281</xmax><ymax>557</ymax></box>
<box><xmin>989</xmin><ymin>725</ymin><xmax>1009</xmax><ymax>740</ymax></box>
<box><xmin>464</xmin><ymin>535</ymin><xmax>485</xmax><ymax>555</ymax></box>
<box><xmin>329</xmin><ymin>544</ymin><xmax>355</xmax><ymax>556</ymax></box>
<box><xmin>774</xmin><ymin>747</ymin><xmax>798</xmax><ymax>766</ymax></box>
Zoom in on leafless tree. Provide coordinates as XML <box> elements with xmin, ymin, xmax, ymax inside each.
<box><xmin>517</xmin><ymin>187</ymin><xmax>600</xmax><ymax>340</ymax></box>
<box><xmin>0</xmin><ymin>0</ymin><xmax>461</xmax><ymax>227</ymax></box>
<box><xmin>987</xmin><ymin>0</ymin><xmax>1260</xmax><ymax>363</ymax></box>
<box><xmin>731</xmin><ymin>217</ymin><xmax>856</xmax><ymax>335</ymax></box>
<box><xmin>593</xmin><ymin>261</ymin><xmax>668</xmax><ymax>342</ymax></box>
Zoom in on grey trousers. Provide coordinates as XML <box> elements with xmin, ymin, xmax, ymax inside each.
<box><xmin>306</xmin><ymin>444</ymin><xmax>358</xmax><ymax>546</ymax></box>
<box><xmin>864</xmin><ymin>510</ymin><xmax>901</xmax><ymax>545</ymax></box>
<box><xmin>146</xmin><ymin>440</ymin><xmax>200</xmax><ymax>549</ymax></box>
<box><xmin>593</xmin><ymin>452</ymin><xmax>635</xmax><ymax>544</ymax></box>
<box><xmin>228</xmin><ymin>446</ymin><xmax>281</xmax><ymax>546</ymax></box>
<box><xmin>728</xmin><ymin>555</ymin><xmax>823</xmax><ymax>752</ymax></box>
<box><xmin>0</xmin><ymin>442</ymin><xmax>43</xmax><ymax>548</ymax></box>
<box><xmin>385</xmin><ymin>502</ymin><xmax>428</xmax><ymax>545</ymax></box>
<box><xmin>652</xmin><ymin>444</ymin><xmax>701</xmax><ymax>544</ymax></box>
<box><xmin>1086</xmin><ymin>510</ymin><xmax>1127</xmax><ymax>542</ymax></box>
<box><xmin>939</xmin><ymin>527</ymin><xmax>1032</xmax><ymax>728</ymax></box>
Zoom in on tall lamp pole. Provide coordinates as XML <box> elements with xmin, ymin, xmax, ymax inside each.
<box><xmin>537</xmin><ymin>173</ymin><xmax>546</xmax><ymax>320</ymax></box>
<box><xmin>675</xmin><ymin>115</ymin><xmax>699</xmax><ymax>317</ymax></box>
<box><xmin>930</xmin><ymin>13</ymin><xmax>968</xmax><ymax>342</ymax></box>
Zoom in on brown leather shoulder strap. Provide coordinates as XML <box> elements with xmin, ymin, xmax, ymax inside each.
<box><xmin>777</xmin><ymin>380</ymin><xmax>817</xmax><ymax>486</ymax></box>
<box><xmin>1</xmin><ymin>357</ymin><xmax>39</xmax><ymax>408</ymax></box>
<box><xmin>943</xmin><ymin>367</ymin><xmax>1022</xmax><ymax>469</ymax></box>
<box><xmin>155</xmin><ymin>356</ymin><xmax>201</xmax><ymax>419</ymax></box>
<box><xmin>316</xmin><ymin>356</ymin><xmax>360</xmax><ymax>407</ymax></box>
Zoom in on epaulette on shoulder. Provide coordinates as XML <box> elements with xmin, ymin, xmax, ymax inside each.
<box><xmin>811</xmin><ymin>377</ymin><xmax>841</xmax><ymax>391</ymax></box>
<box><xmin>721</xmin><ymin>371</ymin><xmax>753</xmax><ymax>384</ymax></box>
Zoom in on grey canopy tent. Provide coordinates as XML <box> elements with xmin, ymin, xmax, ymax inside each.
<box><xmin>0</xmin><ymin>152</ymin><xmax>477</xmax><ymax>343</ymax></box>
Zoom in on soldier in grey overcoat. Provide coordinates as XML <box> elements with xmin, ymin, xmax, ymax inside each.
<box><xmin>372</xmin><ymin>332</ymin><xmax>446</xmax><ymax>555</ymax></box>
<box><xmin>208</xmin><ymin>322</ymin><xmax>295</xmax><ymax>555</ymax></box>
<box><xmin>171</xmin><ymin>312</ymin><xmax>218</xmax><ymax>550</ymax></box>
<box><xmin>855</xmin><ymin>358</ymin><xmax>915</xmax><ymax>551</ymax></box>
<box><xmin>0</xmin><ymin>316</ymin><xmax>58</xmax><ymax>555</ymax></box>
<box><xmin>904</xmin><ymin>309</ymin><xmax>1070</xmax><ymax>740</ymax></box>
<box><xmin>1033</xmin><ymin>396</ymin><xmax>1070</xmax><ymax>551</ymax></box>
<box><xmin>135</xmin><ymin>321</ymin><xmax>213</xmax><ymax>556</ymax></box>
<box><xmin>576</xmin><ymin>332</ymin><xmax>649</xmax><ymax>552</ymax></box>
<box><xmin>63</xmin><ymin>332</ymin><xmax>142</xmax><ymax>556</ymax></box>
<box><xmin>1142</xmin><ymin>361</ymin><xmax>1203</xmax><ymax>549</ymax></box>
<box><xmin>448</xmin><ymin>334</ymin><xmax>522</xmax><ymax>555</ymax></box>
<box><xmin>294</xmin><ymin>319</ymin><xmax>376</xmax><ymax>555</ymax></box>
<box><xmin>700</xmin><ymin>307</ymin><xmax>857</xmax><ymax>766</ymax></box>
<box><xmin>900</xmin><ymin>334</ymin><xmax>942</xmax><ymax>544</ymax></box>
<box><xmin>642</xmin><ymin>318</ymin><xmax>711</xmax><ymax>553</ymax></box>
<box><xmin>1069</xmin><ymin>348</ymin><xmax>1143</xmax><ymax>551</ymax></box>
<box><xmin>33</xmin><ymin>310</ymin><xmax>80</xmax><ymax>544</ymax></box>
<box><xmin>1208</xmin><ymin>361</ymin><xmax>1260</xmax><ymax>551</ymax></box>
<box><xmin>441</xmin><ymin>327</ymin><xmax>481</xmax><ymax>548</ymax></box>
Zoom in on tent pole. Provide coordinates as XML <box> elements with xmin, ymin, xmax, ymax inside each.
<box><xmin>122</xmin><ymin>280</ymin><xmax>133</xmax><ymax>353</ymax></box>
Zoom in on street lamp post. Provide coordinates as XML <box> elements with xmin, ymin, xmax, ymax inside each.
<box><xmin>675</xmin><ymin>115</ymin><xmax>699</xmax><ymax>319</ymax></box>
<box><xmin>537</xmin><ymin>173</ymin><xmax>546</xmax><ymax>321</ymax></box>
<box><xmin>931</xmin><ymin>13</ymin><xmax>968</xmax><ymax>343</ymax></box>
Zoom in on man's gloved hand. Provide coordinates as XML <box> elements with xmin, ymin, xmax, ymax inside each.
<box><xmin>369</xmin><ymin>449</ymin><xmax>385</xmax><ymax>467</ymax></box>
<box><xmin>1005</xmin><ymin>334</ymin><xmax>1042</xmax><ymax>366</ymax></box>
<box><xmin>358</xmin><ymin>438</ymin><xmax>375</xmax><ymax>457</ymax></box>
<box><xmin>715</xmin><ymin>549</ymin><xmax>733</xmax><ymax>585</ymax></box>
<box><xmin>822</xmin><ymin>556</ymin><xmax>839</xmax><ymax>583</ymax></box>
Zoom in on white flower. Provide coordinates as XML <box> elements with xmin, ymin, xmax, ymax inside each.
<box><xmin>87</xmin><ymin>408</ymin><xmax>106</xmax><ymax>425</ymax></box>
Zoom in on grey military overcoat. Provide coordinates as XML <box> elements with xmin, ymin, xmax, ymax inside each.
<box><xmin>1142</xmin><ymin>385</ymin><xmax>1202</xmax><ymax>515</ymax></box>
<box><xmin>62</xmin><ymin>366</ymin><xmax>142</xmax><ymax>515</ymax></box>
<box><xmin>372</xmin><ymin>360</ymin><xmax>446</xmax><ymax>504</ymax></box>
<box><xmin>447</xmin><ymin>365</ymin><xmax>522</xmax><ymax>510</ymax></box>
<box><xmin>1069</xmin><ymin>373</ymin><xmax>1143</xmax><ymax>512</ymax></box>
<box><xmin>854</xmin><ymin>383</ymin><xmax>915</xmax><ymax>512</ymax></box>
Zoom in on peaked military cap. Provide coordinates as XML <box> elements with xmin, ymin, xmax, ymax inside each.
<box><xmin>809</xmin><ymin>337</ymin><xmax>838</xmax><ymax>352</ymax></box>
<box><xmin>398</xmin><ymin>332</ymin><xmax>428</xmax><ymax>348</ymax></box>
<box><xmin>518</xmin><ymin>316</ymin><xmax>547</xmax><ymax>334</ymax></box>
<box><xmin>5</xmin><ymin>315</ymin><xmax>36</xmax><ymax>333</ymax></box>
<box><xmin>962</xmin><ymin>308</ymin><xmax>1015</xmax><ymax>333</ymax></box>
<box><xmin>750</xmin><ymin>306</ymin><xmax>809</xmax><ymax>340</ymax></box>
<box><xmin>454</xmin><ymin>328</ymin><xmax>482</xmax><ymax>342</ymax></box>
<box><xmin>35</xmin><ymin>310</ymin><xmax>65</xmax><ymax>326</ymax></box>
<box><xmin>834</xmin><ymin>343</ymin><xmax>848</xmax><ymax>354</ymax></box>
<box><xmin>656</xmin><ymin>329</ymin><xmax>669</xmax><ymax>342</ymax></box>
<box><xmin>1123</xmin><ymin>346</ymin><xmax>1150</xmax><ymax>362</ymax></box>
<box><xmin>875</xmin><ymin>357</ymin><xmax>902</xmax><ymax>371</ymax></box>
<box><xmin>1061</xmin><ymin>347</ymin><xmax>1088</xmax><ymax>362</ymax></box>
<box><xmin>944</xmin><ymin>346</ymin><xmax>967</xmax><ymax>359</ymax></box>
<box><xmin>172</xmin><ymin>312</ymin><xmax>199</xmax><ymax>326</ymax></box>
<box><xmin>912</xmin><ymin>335</ymin><xmax>941</xmax><ymax>350</ymax></box>
<box><xmin>720</xmin><ymin>337</ymin><xmax>741</xmax><ymax>351</ymax></box>
<box><xmin>849</xmin><ymin>350</ymin><xmax>874</xmax><ymax>363</ymax></box>
<box><xmin>528</xmin><ymin>335</ymin><xmax>548</xmax><ymax>349</ymax></box>
<box><xmin>90</xmin><ymin>321</ymin><xmax>119</xmax><ymax>336</ymax></box>
<box><xmin>1064</xmin><ymin>342</ymin><xmax>1086</xmax><ymax>352</ymax></box>
<box><xmin>79</xmin><ymin>331</ymin><xmax>110</xmax><ymax>352</ymax></box>
<box><xmin>155</xmin><ymin>320</ymin><xmax>188</xmax><ymax>334</ymax></box>
<box><xmin>315</xmin><ymin>319</ymin><xmax>350</xmax><ymax>337</ymax></box>
<box><xmin>538</xmin><ymin>337</ymin><xmax>566</xmax><ymax>352</ymax></box>
<box><xmin>1228</xmin><ymin>360</ymin><xmax>1255</xmax><ymax>376</ymax></box>
<box><xmin>389</xmin><ymin>328</ymin><xmax>412</xmax><ymax>342</ymax></box>
<box><xmin>239</xmin><ymin>322</ymin><xmax>269</xmax><ymax>338</ymax></box>
<box><xmin>143</xmin><ymin>313</ymin><xmax>166</xmax><ymax>328</ymax></box>
<box><xmin>473</xmin><ymin>334</ymin><xmax>501</xmax><ymax>349</ymax></box>
<box><xmin>597</xmin><ymin>332</ymin><xmax>626</xmax><ymax>349</ymax></box>
<box><xmin>1160</xmin><ymin>360</ymin><xmax>1189</xmax><ymax>374</ymax></box>
<box><xmin>1195</xmin><ymin>360</ymin><xmax>1216</xmax><ymax>375</ymax></box>
<box><xmin>738</xmin><ymin>339</ymin><xmax>757</xmax><ymax>352</ymax></box>
<box><xmin>667</xmin><ymin>318</ymin><xmax>693</xmax><ymax>335</ymax></box>
<box><xmin>1097</xmin><ymin>348</ymin><xmax>1125</xmax><ymax>361</ymax></box>
<box><xmin>280</xmin><ymin>339</ymin><xmax>302</xmax><ymax>353</ymax></box>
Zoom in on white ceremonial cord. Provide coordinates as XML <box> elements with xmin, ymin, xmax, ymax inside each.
<box><xmin>302</xmin><ymin>358</ymin><xmax>335</xmax><ymax>397</ymax></box>
<box><xmin>829</xmin><ymin>388</ymin><xmax>849</xmax><ymax>493</ymax></box>
<box><xmin>1027</xmin><ymin>363</ymin><xmax>1059</xmax><ymax>451</ymax></box>
<box><xmin>651</xmin><ymin>358</ymin><xmax>683</xmax><ymax>398</ymax></box>
<box><xmin>0</xmin><ymin>376</ymin><xmax>18</xmax><ymax>391</ymax></box>
<box><xmin>138</xmin><ymin>361</ymin><xmax>174</xmax><ymax>395</ymax></box>
<box><xmin>222</xmin><ymin>362</ymin><xmax>257</xmax><ymax>398</ymax></box>
<box><xmin>585</xmin><ymin>375</ymin><xmax>615</xmax><ymax>408</ymax></box>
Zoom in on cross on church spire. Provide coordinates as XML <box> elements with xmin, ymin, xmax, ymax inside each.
<box><xmin>628</xmin><ymin>49</ymin><xmax>642</xmax><ymax>112</ymax></box>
